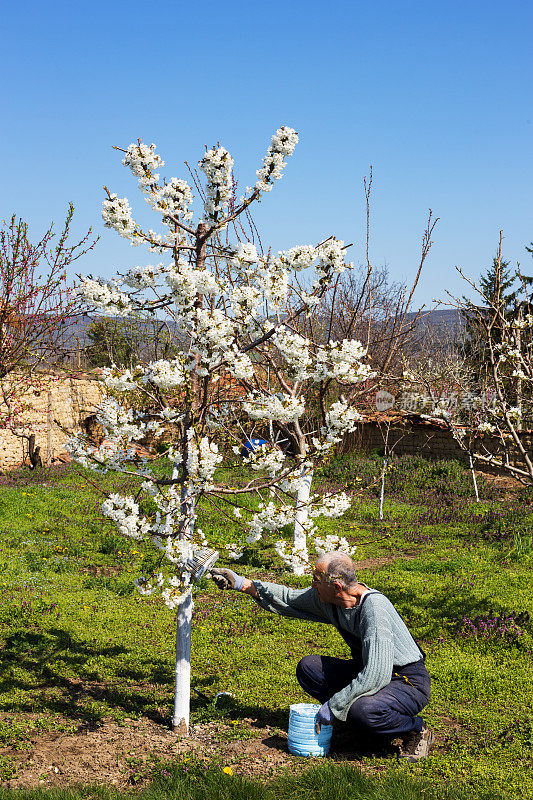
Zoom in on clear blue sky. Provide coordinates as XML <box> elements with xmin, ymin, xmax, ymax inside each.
<box><xmin>2</xmin><ymin>0</ymin><xmax>532</xmax><ymax>308</ymax></box>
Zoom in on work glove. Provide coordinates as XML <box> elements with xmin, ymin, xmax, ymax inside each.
<box><xmin>315</xmin><ymin>701</ymin><xmax>334</xmax><ymax>733</ymax></box>
<box><xmin>210</xmin><ymin>567</ymin><xmax>245</xmax><ymax>591</ymax></box>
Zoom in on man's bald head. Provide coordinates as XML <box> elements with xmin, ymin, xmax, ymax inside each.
<box><xmin>316</xmin><ymin>551</ymin><xmax>357</xmax><ymax>590</ymax></box>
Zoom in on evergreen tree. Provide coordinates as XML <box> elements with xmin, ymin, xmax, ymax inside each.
<box><xmin>522</xmin><ymin>242</ymin><xmax>533</xmax><ymax>294</ymax></box>
<box><xmin>479</xmin><ymin>256</ymin><xmax>519</xmax><ymax>308</ymax></box>
<box><xmin>462</xmin><ymin>255</ymin><xmax>518</xmax><ymax>383</ymax></box>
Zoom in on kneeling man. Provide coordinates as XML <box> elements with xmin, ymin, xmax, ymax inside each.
<box><xmin>211</xmin><ymin>551</ymin><xmax>433</xmax><ymax>760</ymax></box>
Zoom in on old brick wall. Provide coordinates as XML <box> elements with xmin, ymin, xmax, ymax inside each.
<box><xmin>340</xmin><ymin>422</ymin><xmax>533</xmax><ymax>471</ymax></box>
<box><xmin>0</xmin><ymin>373</ymin><xmax>105</xmax><ymax>470</ymax></box>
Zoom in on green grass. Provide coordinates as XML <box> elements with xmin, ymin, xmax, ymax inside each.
<box><xmin>0</xmin><ymin>458</ymin><xmax>531</xmax><ymax>797</ymax></box>
<box><xmin>0</xmin><ymin>761</ymin><xmax>510</xmax><ymax>800</ymax></box>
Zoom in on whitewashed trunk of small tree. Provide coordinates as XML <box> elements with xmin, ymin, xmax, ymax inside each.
<box><xmin>292</xmin><ymin>467</ymin><xmax>313</xmax><ymax>575</ymax></box>
<box><xmin>379</xmin><ymin>458</ymin><xmax>387</xmax><ymax>521</ymax></box>
<box><xmin>469</xmin><ymin>453</ymin><xmax>480</xmax><ymax>503</ymax></box>
<box><xmin>171</xmin><ymin>467</ymin><xmax>194</xmax><ymax>735</ymax></box>
<box><xmin>172</xmin><ymin>588</ymin><xmax>193</xmax><ymax>734</ymax></box>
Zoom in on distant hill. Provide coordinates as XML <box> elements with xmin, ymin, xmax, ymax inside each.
<box><xmin>405</xmin><ymin>307</ymin><xmax>463</xmax><ymax>329</ymax></box>
<box><xmin>59</xmin><ymin>307</ymin><xmax>465</xmax><ymax>365</ymax></box>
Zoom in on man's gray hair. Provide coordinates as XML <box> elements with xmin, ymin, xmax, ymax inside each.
<box><xmin>318</xmin><ymin>552</ymin><xmax>357</xmax><ymax>589</ymax></box>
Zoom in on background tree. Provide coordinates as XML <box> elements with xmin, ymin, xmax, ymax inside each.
<box><xmin>85</xmin><ymin>317</ymin><xmax>139</xmax><ymax>367</ymax></box>
<box><xmin>318</xmin><ymin>167</ymin><xmax>435</xmax><ymax>395</ymax></box>
<box><xmin>0</xmin><ymin>206</ymin><xmax>95</xmax><ymax>445</ymax></box>
<box><xmin>405</xmin><ymin>235</ymin><xmax>533</xmax><ymax>484</ymax></box>
<box><xmin>84</xmin><ymin>315</ymin><xmax>185</xmax><ymax>368</ymax></box>
<box><xmin>461</xmin><ymin>255</ymin><xmax>519</xmax><ymax>384</ymax></box>
<box><xmin>524</xmin><ymin>240</ymin><xmax>533</xmax><ymax>266</ymax></box>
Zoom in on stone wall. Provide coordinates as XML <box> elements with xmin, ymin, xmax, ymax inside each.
<box><xmin>0</xmin><ymin>373</ymin><xmax>104</xmax><ymax>470</ymax></box>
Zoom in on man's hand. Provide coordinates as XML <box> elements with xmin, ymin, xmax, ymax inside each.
<box><xmin>210</xmin><ymin>568</ymin><xmax>245</xmax><ymax>591</ymax></box>
<box><xmin>315</xmin><ymin>701</ymin><xmax>334</xmax><ymax>733</ymax></box>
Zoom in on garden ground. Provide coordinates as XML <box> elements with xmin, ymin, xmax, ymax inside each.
<box><xmin>0</xmin><ymin>455</ymin><xmax>531</xmax><ymax>799</ymax></box>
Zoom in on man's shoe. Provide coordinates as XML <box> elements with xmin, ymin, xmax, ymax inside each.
<box><xmin>397</xmin><ymin>725</ymin><xmax>434</xmax><ymax>761</ymax></box>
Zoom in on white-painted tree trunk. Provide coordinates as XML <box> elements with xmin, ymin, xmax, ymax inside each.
<box><xmin>172</xmin><ymin>588</ymin><xmax>193</xmax><ymax>734</ymax></box>
<box><xmin>292</xmin><ymin>467</ymin><xmax>313</xmax><ymax>575</ymax></box>
<box><xmin>171</xmin><ymin>464</ymin><xmax>195</xmax><ymax>735</ymax></box>
<box><xmin>469</xmin><ymin>453</ymin><xmax>480</xmax><ymax>503</ymax></box>
<box><xmin>379</xmin><ymin>458</ymin><xmax>387</xmax><ymax>521</ymax></box>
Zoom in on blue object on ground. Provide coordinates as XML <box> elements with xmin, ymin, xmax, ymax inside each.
<box><xmin>240</xmin><ymin>438</ymin><xmax>268</xmax><ymax>458</ymax></box>
<box><xmin>288</xmin><ymin>703</ymin><xmax>333</xmax><ymax>757</ymax></box>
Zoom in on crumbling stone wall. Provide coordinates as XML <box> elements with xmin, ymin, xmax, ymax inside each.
<box><xmin>0</xmin><ymin>373</ymin><xmax>104</xmax><ymax>470</ymax></box>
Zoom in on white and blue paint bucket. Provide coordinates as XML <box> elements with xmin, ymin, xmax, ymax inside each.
<box><xmin>287</xmin><ymin>703</ymin><xmax>333</xmax><ymax>757</ymax></box>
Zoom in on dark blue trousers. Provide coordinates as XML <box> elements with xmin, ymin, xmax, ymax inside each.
<box><xmin>296</xmin><ymin>655</ymin><xmax>430</xmax><ymax>737</ymax></box>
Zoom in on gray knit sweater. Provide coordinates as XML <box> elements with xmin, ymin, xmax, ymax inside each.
<box><xmin>252</xmin><ymin>581</ymin><xmax>423</xmax><ymax>721</ymax></box>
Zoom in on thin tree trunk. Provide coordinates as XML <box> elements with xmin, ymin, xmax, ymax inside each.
<box><xmin>293</xmin><ymin>467</ymin><xmax>313</xmax><ymax>575</ymax></box>
<box><xmin>469</xmin><ymin>453</ymin><xmax>479</xmax><ymax>503</ymax></box>
<box><xmin>172</xmin><ymin>588</ymin><xmax>193</xmax><ymax>734</ymax></box>
<box><xmin>171</xmin><ymin>465</ymin><xmax>195</xmax><ymax>735</ymax></box>
<box><xmin>46</xmin><ymin>389</ymin><xmax>53</xmax><ymax>467</ymax></box>
<box><xmin>379</xmin><ymin>458</ymin><xmax>387</xmax><ymax>520</ymax></box>
<box><xmin>515</xmin><ymin>319</ymin><xmax>522</xmax><ymax>431</ymax></box>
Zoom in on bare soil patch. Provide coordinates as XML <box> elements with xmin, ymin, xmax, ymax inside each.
<box><xmin>354</xmin><ymin>553</ymin><xmax>418</xmax><ymax>571</ymax></box>
<box><xmin>475</xmin><ymin>470</ymin><xmax>525</xmax><ymax>495</ymax></box>
<box><xmin>3</xmin><ymin>714</ymin><xmax>447</xmax><ymax>790</ymax></box>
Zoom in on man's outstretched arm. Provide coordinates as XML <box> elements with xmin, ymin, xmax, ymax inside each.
<box><xmin>210</xmin><ymin>567</ymin><xmax>259</xmax><ymax>598</ymax></box>
<box><xmin>210</xmin><ymin>567</ymin><xmax>329</xmax><ymax>622</ymax></box>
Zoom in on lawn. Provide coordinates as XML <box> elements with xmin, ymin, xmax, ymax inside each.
<box><xmin>0</xmin><ymin>455</ymin><xmax>531</xmax><ymax>799</ymax></box>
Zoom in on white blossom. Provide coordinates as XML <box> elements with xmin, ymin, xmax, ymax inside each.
<box><xmin>153</xmin><ymin>535</ymin><xmax>193</xmax><ymax>565</ymax></box>
<box><xmin>122</xmin><ymin>142</ymin><xmax>164</xmax><ymax>186</ymax></box>
<box><xmin>161</xmin><ymin>576</ymin><xmax>191</xmax><ymax>609</ymax></box>
<box><xmin>150</xmin><ymin>177</ymin><xmax>193</xmax><ymax>221</ymax></box>
<box><xmin>225</xmin><ymin>349</ymin><xmax>254</xmax><ymax>380</ymax></box>
<box><xmin>309</xmin><ymin>492</ymin><xmax>351</xmax><ymax>518</ymax></box>
<box><xmin>255</xmin><ymin>126</ymin><xmax>299</xmax><ymax>193</ymax></box>
<box><xmin>101</xmin><ymin>366</ymin><xmax>140</xmax><ymax>391</ymax></box>
<box><xmin>192</xmin><ymin>308</ymin><xmax>236</xmax><ymax>363</ymax></box>
<box><xmin>314</xmin><ymin>339</ymin><xmax>374</xmax><ymax>383</ymax></box>
<box><xmin>312</xmin><ymin>534</ymin><xmax>356</xmax><ymax>557</ymax></box>
<box><xmin>323</xmin><ymin>400</ymin><xmax>362</xmax><ymax>442</ymax></box>
<box><xmin>230</xmin><ymin>284</ymin><xmax>262</xmax><ymax>323</ymax></box>
<box><xmin>257</xmin><ymin>257</ymin><xmax>288</xmax><ymax>308</ymax></box>
<box><xmin>243</xmin><ymin>392</ymin><xmax>305</xmax><ymax>423</ymax></box>
<box><xmin>274</xmin><ymin>539</ymin><xmax>309</xmax><ymax>571</ymax></box>
<box><xmin>66</xmin><ymin>436</ymin><xmax>92</xmax><ymax>469</ymax></box>
<box><xmin>273</xmin><ymin>328</ymin><xmax>312</xmax><ymax>380</ymax></box>
<box><xmin>123</xmin><ymin>263</ymin><xmax>163</xmax><ymax>289</ymax></box>
<box><xmin>96</xmin><ymin>398</ymin><xmax>139</xmax><ymax>437</ymax></box>
<box><xmin>142</xmin><ymin>358</ymin><xmax>187</xmax><ymax>389</ymax></box>
<box><xmin>199</xmin><ymin>146</ymin><xmax>234</xmax><ymax>224</ymax></box>
<box><xmin>134</xmin><ymin>577</ymin><xmax>156</xmax><ymax>596</ymax></box>
<box><xmin>225</xmin><ymin>543</ymin><xmax>244</xmax><ymax>560</ymax></box>
<box><xmin>232</xmin><ymin>242</ymin><xmax>259</xmax><ymax>268</ymax></box>
<box><xmin>101</xmin><ymin>494</ymin><xmax>150</xmax><ymax>540</ymax></box>
<box><xmin>247</xmin><ymin>445</ymin><xmax>286</xmax><ymax>475</ymax></box>
<box><xmin>276</xmin><ymin>244</ymin><xmax>316</xmax><ymax>272</ymax></box>
<box><xmin>478</xmin><ymin>421</ymin><xmax>497</xmax><ymax>433</ymax></box>
<box><xmin>186</xmin><ymin>430</ymin><xmax>223</xmax><ymax>486</ymax></box>
<box><xmin>102</xmin><ymin>194</ymin><xmax>140</xmax><ymax>243</ymax></box>
<box><xmin>78</xmin><ymin>278</ymin><xmax>132</xmax><ymax>316</ymax></box>
<box><xmin>314</xmin><ymin>239</ymin><xmax>348</xmax><ymax>287</ymax></box>
<box><xmin>165</xmin><ymin>260</ymin><xmax>220</xmax><ymax>308</ymax></box>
